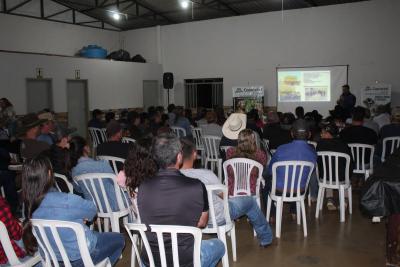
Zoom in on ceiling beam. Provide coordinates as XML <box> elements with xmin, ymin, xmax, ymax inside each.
<box><xmin>2</xmin><ymin>0</ymin><xmax>6</xmax><ymax>12</ymax></box>
<box><xmin>45</xmin><ymin>8</ymin><xmax>71</xmax><ymax>19</ymax></box>
<box><xmin>209</xmin><ymin>0</ymin><xmax>240</xmax><ymax>15</ymax></box>
<box><xmin>7</xmin><ymin>0</ymin><xmax>33</xmax><ymax>13</ymax></box>
<box><xmin>303</xmin><ymin>0</ymin><xmax>318</xmax><ymax>7</ymax></box>
<box><xmin>131</xmin><ymin>0</ymin><xmax>175</xmax><ymax>23</ymax></box>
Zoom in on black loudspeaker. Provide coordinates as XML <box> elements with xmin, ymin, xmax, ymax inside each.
<box><xmin>163</xmin><ymin>72</ymin><xmax>174</xmax><ymax>89</ymax></box>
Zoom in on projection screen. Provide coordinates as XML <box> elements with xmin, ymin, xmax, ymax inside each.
<box><xmin>277</xmin><ymin>65</ymin><xmax>349</xmax><ymax>117</ymax></box>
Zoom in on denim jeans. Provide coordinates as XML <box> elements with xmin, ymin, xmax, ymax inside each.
<box><xmin>200</xmin><ymin>239</ymin><xmax>225</xmax><ymax>267</ymax></box>
<box><xmin>309</xmin><ymin>172</ymin><xmax>319</xmax><ymax>199</ymax></box>
<box><xmin>229</xmin><ymin>197</ymin><xmax>273</xmax><ymax>246</ymax></box>
<box><xmin>70</xmin><ymin>232</ymin><xmax>125</xmax><ymax>267</ymax></box>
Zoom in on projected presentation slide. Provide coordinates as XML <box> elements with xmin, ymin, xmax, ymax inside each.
<box><xmin>278</xmin><ymin>70</ymin><xmax>331</xmax><ymax>102</ymax></box>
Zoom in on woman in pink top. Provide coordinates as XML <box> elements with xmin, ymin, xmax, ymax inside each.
<box><xmin>226</xmin><ymin>129</ymin><xmax>267</xmax><ymax>195</ymax></box>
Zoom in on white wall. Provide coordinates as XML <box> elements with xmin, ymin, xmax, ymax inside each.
<box><xmin>122</xmin><ymin>0</ymin><xmax>400</xmax><ymax>109</ymax></box>
<box><xmin>0</xmin><ymin>51</ymin><xmax>163</xmax><ymax>114</ymax></box>
<box><xmin>0</xmin><ymin>13</ymin><xmax>120</xmax><ymax>56</ymax></box>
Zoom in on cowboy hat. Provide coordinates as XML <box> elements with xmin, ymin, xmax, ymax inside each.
<box><xmin>16</xmin><ymin>113</ymin><xmax>47</xmax><ymax>137</ymax></box>
<box><xmin>222</xmin><ymin>113</ymin><xmax>246</xmax><ymax>140</ymax></box>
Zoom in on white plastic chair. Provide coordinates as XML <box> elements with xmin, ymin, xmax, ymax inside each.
<box><xmin>315</xmin><ymin>152</ymin><xmax>352</xmax><ymax>222</ymax></box>
<box><xmin>203</xmin><ymin>135</ymin><xmax>222</xmax><ymax>181</ymax></box>
<box><xmin>381</xmin><ymin>136</ymin><xmax>400</xmax><ymax>162</ymax></box>
<box><xmin>97</xmin><ymin>156</ymin><xmax>125</xmax><ymax>175</ymax></box>
<box><xmin>266</xmin><ymin>160</ymin><xmax>315</xmax><ymax>238</ymax></box>
<box><xmin>191</xmin><ymin>127</ymin><xmax>205</xmax><ymax>165</ymax></box>
<box><xmin>31</xmin><ymin>219</ymin><xmax>111</xmax><ymax>267</ymax></box>
<box><xmin>54</xmin><ymin>173</ymin><xmax>73</xmax><ymax>193</ymax></box>
<box><xmin>1</xmin><ymin>186</ymin><xmax>5</xmax><ymax>198</ymax></box>
<box><xmin>170</xmin><ymin>126</ymin><xmax>187</xmax><ymax>137</ymax></box>
<box><xmin>307</xmin><ymin>141</ymin><xmax>317</xmax><ymax>149</ymax></box>
<box><xmin>88</xmin><ymin>127</ymin><xmax>107</xmax><ymax>149</ymax></box>
<box><xmin>203</xmin><ymin>185</ymin><xmax>236</xmax><ymax>267</ymax></box>
<box><xmin>125</xmin><ymin>223</ymin><xmax>202</xmax><ymax>267</ymax></box>
<box><xmin>74</xmin><ymin>173</ymin><xmax>131</xmax><ymax>233</ymax></box>
<box><xmin>220</xmin><ymin>146</ymin><xmax>232</xmax><ymax>155</ymax></box>
<box><xmin>348</xmin><ymin>143</ymin><xmax>375</xmax><ymax>180</ymax></box>
<box><xmin>122</xmin><ymin>137</ymin><xmax>136</xmax><ymax>144</ymax></box>
<box><xmin>0</xmin><ymin>221</ymin><xmax>41</xmax><ymax>267</ymax></box>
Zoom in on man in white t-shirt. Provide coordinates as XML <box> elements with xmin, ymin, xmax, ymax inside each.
<box><xmin>180</xmin><ymin>138</ymin><xmax>273</xmax><ymax>247</ymax></box>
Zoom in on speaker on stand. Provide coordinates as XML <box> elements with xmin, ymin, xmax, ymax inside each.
<box><xmin>163</xmin><ymin>72</ymin><xmax>174</xmax><ymax>105</ymax></box>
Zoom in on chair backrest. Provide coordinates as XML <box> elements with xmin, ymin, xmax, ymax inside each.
<box><xmin>381</xmin><ymin>136</ymin><xmax>400</xmax><ymax>162</ymax></box>
<box><xmin>125</xmin><ymin>224</ymin><xmax>202</xmax><ymax>267</ymax></box>
<box><xmin>171</xmin><ymin>127</ymin><xmax>186</xmax><ymax>137</ymax></box>
<box><xmin>203</xmin><ymin>135</ymin><xmax>221</xmax><ymax>160</ymax></box>
<box><xmin>97</xmin><ymin>156</ymin><xmax>125</xmax><ymax>175</ymax></box>
<box><xmin>31</xmin><ymin>219</ymin><xmax>107</xmax><ymax>267</ymax></box>
<box><xmin>223</xmin><ymin>158</ymin><xmax>263</xmax><ymax>196</ymax></box>
<box><xmin>88</xmin><ymin>127</ymin><xmax>107</xmax><ymax>148</ymax></box>
<box><xmin>74</xmin><ymin>173</ymin><xmax>129</xmax><ymax>215</ymax></box>
<box><xmin>219</xmin><ymin>146</ymin><xmax>232</xmax><ymax>155</ymax></box>
<box><xmin>348</xmin><ymin>143</ymin><xmax>375</xmax><ymax>174</ymax></box>
<box><xmin>271</xmin><ymin>160</ymin><xmax>315</xmax><ymax>200</ymax></box>
<box><xmin>0</xmin><ymin>220</ymin><xmax>23</xmax><ymax>265</ymax></box>
<box><xmin>203</xmin><ymin>185</ymin><xmax>233</xmax><ymax>231</ymax></box>
<box><xmin>316</xmin><ymin>152</ymin><xmax>351</xmax><ymax>186</ymax></box>
<box><xmin>122</xmin><ymin>137</ymin><xmax>136</xmax><ymax>144</ymax></box>
<box><xmin>307</xmin><ymin>141</ymin><xmax>317</xmax><ymax>149</ymax></box>
<box><xmin>191</xmin><ymin>127</ymin><xmax>204</xmax><ymax>150</ymax></box>
<box><xmin>54</xmin><ymin>173</ymin><xmax>74</xmax><ymax>193</ymax></box>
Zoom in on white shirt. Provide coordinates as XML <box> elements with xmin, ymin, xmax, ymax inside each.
<box><xmin>373</xmin><ymin>113</ymin><xmax>391</xmax><ymax>130</ymax></box>
<box><xmin>180</xmin><ymin>168</ymin><xmax>225</xmax><ymax>224</ymax></box>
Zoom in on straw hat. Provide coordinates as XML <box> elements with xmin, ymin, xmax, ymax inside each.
<box><xmin>222</xmin><ymin>113</ymin><xmax>246</xmax><ymax>140</ymax></box>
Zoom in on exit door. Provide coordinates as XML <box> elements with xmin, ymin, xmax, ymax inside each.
<box><xmin>26</xmin><ymin>78</ymin><xmax>53</xmax><ymax>113</ymax></box>
<box><xmin>66</xmin><ymin>80</ymin><xmax>89</xmax><ymax>137</ymax></box>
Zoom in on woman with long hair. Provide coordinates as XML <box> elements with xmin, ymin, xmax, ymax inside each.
<box><xmin>21</xmin><ymin>155</ymin><xmax>124</xmax><ymax>266</ymax></box>
<box><xmin>226</xmin><ymin>129</ymin><xmax>267</xmax><ymax>195</ymax></box>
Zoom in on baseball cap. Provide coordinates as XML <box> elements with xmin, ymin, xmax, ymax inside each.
<box><xmin>292</xmin><ymin>119</ymin><xmax>309</xmax><ymax>133</ymax></box>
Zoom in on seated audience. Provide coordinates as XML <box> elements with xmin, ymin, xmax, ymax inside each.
<box><xmin>105</xmin><ymin>111</ymin><xmax>115</xmax><ymax>124</ymax></box>
<box><xmin>363</xmin><ymin>108</ymin><xmax>379</xmax><ymax>134</ymax></box>
<box><xmin>226</xmin><ymin>129</ymin><xmax>267</xmax><ymax>195</ymax></box>
<box><xmin>373</xmin><ymin>105</ymin><xmax>391</xmax><ymax>130</ymax></box>
<box><xmin>41</xmin><ymin>125</ymin><xmax>75</xmax><ymax>192</ymax></box>
<box><xmin>167</xmin><ymin>104</ymin><xmax>176</xmax><ymax>126</ymax></box>
<box><xmin>380</xmin><ymin>107</ymin><xmax>400</xmax><ymax>139</ymax></box>
<box><xmin>0</xmin><ymin>98</ymin><xmax>16</xmax><ymax>138</ymax></box>
<box><xmin>97</xmin><ymin>120</ymin><xmax>129</xmax><ymax>159</ymax></box>
<box><xmin>69</xmin><ymin>136</ymin><xmax>119</xmax><ymax>211</ymax></box>
<box><xmin>37</xmin><ymin>112</ymin><xmax>57</xmax><ymax>145</ymax></box>
<box><xmin>185</xmin><ymin>108</ymin><xmax>196</xmax><ymax>126</ymax></box>
<box><xmin>316</xmin><ymin>122</ymin><xmax>353</xmax><ymax>210</ymax></box>
<box><xmin>172</xmin><ymin>106</ymin><xmax>192</xmax><ymax>137</ymax></box>
<box><xmin>340</xmin><ymin>106</ymin><xmax>378</xmax><ymax>145</ymax></box>
<box><xmin>137</xmin><ymin>133</ymin><xmax>225</xmax><ymax>267</ymax></box>
<box><xmin>262</xmin><ymin>111</ymin><xmax>292</xmax><ymax>150</ymax></box>
<box><xmin>21</xmin><ymin>155</ymin><xmax>124</xmax><ymax>266</ymax></box>
<box><xmin>281</xmin><ymin>112</ymin><xmax>295</xmax><ymax>130</ymax></box>
<box><xmin>127</xmin><ymin>111</ymin><xmax>143</xmax><ymax>140</ymax></box>
<box><xmin>0</xmin><ymin>147</ymin><xmax>19</xmax><ymax>214</ymax></box>
<box><xmin>88</xmin><ymin>109</ymin><xmax>105</xmax><ymax>128</ymax></box>
<box><xmin>246</xmin><ymin>109</ymin><xmax>263</xmax><ymax>138</ymax></box>
<box><xmin>195</xmin><ymin>108</ymin><xmax>208</xmax><ymax>126</ymax></box>
<box><xmin>18</xmin><ymin>113</ymin><xmax>50</xmax><ymax>159</ymax></box>
<box><xmin>215</xmin><ymin>107</ymin><xmax>226</xmax><ymax>126</ymax></box>
<box><xmin>200</xmin><ymin>111</ymin><xmax>223</xmax><ymax>137</ymax></box>
<box><xmin>149</xmin><ymin>111</ymin><xmax>163</xmax><ymax>136</ymax></box>
<box><xmin>180</xmin><ymin>139</ymin><xmax>273</xmax><ymax>247</ymax></box>
<box><xmin>0</xmin><ymin>196</ymin><xmax>25</xmax><ymax>265</ymax></box>
<box><xmin>220</xmin><ymin>113</ymin><xmax>246</xmax><ymax>149</ymax></box>
<box><xmin>295</xmin><ymin>106</ymin><xmax>305</xmax><ymax>119</ymax></box>
<box><xmin>264</xmin><ymin>119</ymin><xmax>317</xmax><ymax>218</ymax></box>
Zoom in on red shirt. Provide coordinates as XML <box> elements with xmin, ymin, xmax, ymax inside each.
<box><xmin>0</xmin><ymin>197</ymin><xmax>25</xmax><ymax>264</ymax></box>
<box><xmin>226</xmin><ymin>148</ymin><xmax>267</xmax><ymax>196</ymax></box>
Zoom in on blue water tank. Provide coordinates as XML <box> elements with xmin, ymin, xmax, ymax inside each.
<box><xmin>80</xmin><ymin>45</ymin><xmax>107</xmax><ymax>59</ymax></box>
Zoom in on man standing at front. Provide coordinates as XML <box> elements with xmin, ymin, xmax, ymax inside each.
<box><xmin>137</xmin><ymin>133</ymin><xmax>225</xmax><ymax>267</ymax></box>
<box><xmin>337</xmin><ymin>84</ymin><xmax>356</xmax><ymax>118</ymax></box>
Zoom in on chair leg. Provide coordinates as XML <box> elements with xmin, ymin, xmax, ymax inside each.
<box><xmin>276</xmin><ymin>198</ymin><xmax>283</xmax><ymax>238</ymax></box>
<box><xmin>296</xmin><ymin>202</ymin><xmax>301</xmax><ymax>225</ymax></box>
<box><xmin>308</xmin><ymin>191</ymin><xmax>311</xmax><ymax>207</ymax></box>
<box><xmin>131</xmin><ymin>235</ymin><xmax>138</xmax><ymax>267</ymax></box>
<box><xmin>319</xmin><ymin>188</ymin><xmax>325</xmax><ymax>210</ymax></box>
<box><xmin>217</xmin><ymin>227</ymin><xmax>229</xmax><ymax>267</ymax></box>
<box><xmin>348</xmin><ymin>186</ymin><xmax>353</xmax><ymax>215</ymax></box>
<box><xmin>301</xmin><ymin>200</ymin><xmax>307</xmax><ymax>237</ymax></box>
<box><xmin>230</xmin><ymin>225</ymin><xmax>237</xmax><ymax>262</ymax></box>
<box><xmin>218</xmin><ymin>159</ymin><xmax>222</xmax><ymax>182</ymax></box>
<box><xmin>266</xmin><ymin>196</ymin><xmax>272</xmax><ymax>222</ymax></box>
<box><xmin>339</xmin><ymin>186</ymin><xmax>345</xmax><ymax>223</ymax></box>
<box><xmin>315</xmin><ymin>188</ymin><xmax>322</xmax><ymax>219</ymax></box>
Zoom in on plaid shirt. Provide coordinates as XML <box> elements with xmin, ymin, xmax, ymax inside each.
<box><xmin>0</xmin><ymin>197</ymin><xmax>25</xmax><ymax>264</ymax></box>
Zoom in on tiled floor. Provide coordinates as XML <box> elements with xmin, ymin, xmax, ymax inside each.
<box><xmin>117</xmin><ymin>197</ymin><xmax>385</xmax><ymax>267</ymax></box>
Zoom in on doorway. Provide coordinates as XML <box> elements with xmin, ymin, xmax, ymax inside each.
<box><xmin>185</xmin><ymin>78</ymin><xmax>223</xmax><ymax>109</ymax></box>
<box><xmin>26</xmin><ymin>78</ymin><xmax>53</xmax><ymax>113</ymax></box>
<box><xmin>66</xmin><ymin>80</ymin><xmax>89</xmax><ymax>137</ymax></box>
<box><xmin>143</xmin><ymin>80</ymin><xmax>159</xmax><ymax>110</ymax></box>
